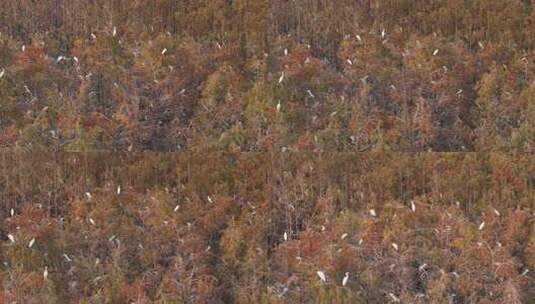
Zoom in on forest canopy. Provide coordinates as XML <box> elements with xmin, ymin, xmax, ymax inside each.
<box><xmin>1</xmin><ymin>1</ymin><xmax>535</xmax><ymax>303</ymax></box>
<box><xmin>0</xmin><ymin>0</ymin><xmax>533</xmax><ymax>151</ymax></box>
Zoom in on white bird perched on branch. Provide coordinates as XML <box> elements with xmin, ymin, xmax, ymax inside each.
<box><xmin>276</xmin><ymin>100</ymin><xmax>281</xmax><ymax>112</ymax></box>
<box><xmin>10</xmin><ymin>208</ymin><xmax>14</xmax><ymax>216</ymax></box>
<box><xmin>91</xmin><ymin>33</ymin><xmax>97</xmax><ymax>40</ymax></box>
<box><xmin>347</xmin><ymin>58</ymin><xmax>353</xmax><ymax>65</ymax></box>
<box><xmin>342</xmin><ymin>272</ymin><xmax>349</xmax><ymax>286</ymax></box>
<box><xmin>0</xmin><ymin>68</ymin><xmax>5</xmax><ymax>79</ymax></box>
<box><xmin>306</xmin><ymin>90</ymin><xmax>315</xmax><ymax>98</ymax></box>
<box><xmin>28</xmin><ymin>238</ymin><xmax>35</xmax><ymax>248</ymax></box>
<box><xmin>117</xmin><ymin>185</ymin><xmax>121</xmax><ymax>195</ymax></box>
<box><xmin>369</xmin><ymin>209</ymin><xmax>377</xmax><ymax>217</ymax></box>
<box><xmin>411</xmin><ymin>201</ymin><xmax>416</xmax><ymax>212</ymax></box>
<box><xmin>207</xmin><ymin>196</ymin><xmax>213</xmax><ymax>204</ymax></box>
<box><xmin>89</xmin><ymin>218</ymin><xmax>95</xmax><ymax>225</ymax></box>
<box><xmin>341</xmin><ymin>233</ymin><xmax>348</xmax><ymax>240</ymax></box>
<box><xmin>478</xmin><ymin>221</ymin><xmax>485</xmax><ymax>231</ymax></box>
<box><xmin>284</xmin><ymin>232</ymin><xmax>288</xmax><ymax>241</ymax></box>
<box><xmin>317</xmin><ymin>271</ymin><xmax>326</xmax><ymax>282</ymax></box>
<box><xmin>278</xmin><ymin>72</ymin><xmax>285</xmax><ymax>84</ymax></box>
<box><xmin>63</xmin><ymin>254</ymin><xmax>72</xmax><ymax>262</ymax></box>
<box><xmin>388</xmin><ymin>293</ymin><xmax>400</xmax><ymax>302</ymax></box>
<box><xmin>433</xmin><ymin>49</ymin><xmax>439</xmax><ymax>56</ymax></box>
<box><xmin>43</xmin><ymin>266</ymin><xmax>48</xmax><ymax>280</ymax></box>
<box><xmin>356</xmin><ymin>34</ymin><xmax>362</xmax><ymax>42</ymax></box>
<box><xmin>161</xmin><ymin>48</ymin><xmax>167</xmax><ymax>55</ymax></box>
<box><xmin>381</xmin><ymin>29</ymin><xmax>386</xmax><ymax>39</ymax></box>
<box><xmin>85</xmin><ymin>192</ymin><xmax>92</xmax><ymax>200</ymax></box>
<box><xmin>112</xmin><ymin>26</ymin><xmax>117</xmax><ymax>37</ymax></box>
<box><xmin>7</xmin><ymin>234</ymin><xmax>15</xmax><ymax>243</ymax></box>
<box><xmin>174</xmin><ymin>205</ymin><xmax>180</xmax><ymax>212</ymax></box>
<box><xmin>284</xmin><ymin>48</ymin><xmax>288</xmax><ymax>56</ymax></box>
<box><xmin>493</xmin><ymin>209</ymin><xmax>500</xmax><ymax>216</ymax></box>
<box><xmin>392</xmin><ymin>243</ymin><xmax>399</xmax><ymax>251</ymax></box>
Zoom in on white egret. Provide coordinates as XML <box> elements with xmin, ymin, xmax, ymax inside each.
<box><xmin>381</xmin><ymin>29</ymin><xmax>386</xmax><ymax>39</ymax></box>
<box><xmin>356</xmin><ymin>34</ymin><xmax>362</xmax><ymax>42</ymax></box>
<box><xmin>478</xmin><ymin>222</ymin><xmax>485</xmax><ymax>231</ymax></box>
<box><xmin>174</xmin><ymin>205</ymin><xmax>180</xmax><ymax>212</ymax></box>
<box><xmin>317</xmin><ymin>271</ymin><xmax>326</xmax><ymax>282</ymax></box>
<box><xmin>284</xmin><ymin>232</ymin><xmax>288</xmax><ymax>241</ymax></box>
<box><xmin>306</xmin><ymin>90</ymin><xmax>315</xmax><ymax>98</ymax></box>
<box><xmin>7</xmin><ymin>234</ymin><xmax>15</xmax><ymax>243</ymax></box>
<box><xmin>91</xmin><ymin>33</ymin><xmax>97</xmax><ymax>40</ymax></box>
<box><xmin>28</xmin><ymin>238</ymin><xmax>35</xmax><ymax>248</ymax></box>
<box><xmin>0</xmin><ymin>68</ymin><xmax>5</xmax><ymax>78</ymax></box>
<box><xmin>392</xmin><ymin>243</ymin><xmax>399</xmax><ymax>251</ymax></box>
<box><xmin>22</xmin><ymin>45</ymin><xmax>26</xmax><ymax>52</ymax></box>
<box><xmin>284</xmin><ymin>48</ymin><xmax>288</xmax><ymax>56</ymax></box>
<box><xmin>276</xmin><ymin>100</ymin><xmax>281</xmax><ymax>112</ymax></box>
<box><xmin>342</xmin><ymin>272</ymin><xmax>349</xmax><ymax>286</ymax></box>
<box><xmin>521</xmin><ymin>269</ymin><xmax>529</xmax><ymax>276</ymax></box>
<box><xmin>43</xmin><ymin>266</ymin><xmax>48</xmax><ymax>280</ymax></box>
<box><xmin>112</xmin><ymin>26</ymin><xmax>117</xmax><ymax>37</ymax></box>
<box><xmin>89</xmin><ymin>218</ymin><xmax>95</xmax><ymax>225</ymax></box>
<box><xmin>117</xmin><ymin>185</ymin><xmax>121</xmax><ymax>194</ymax></box>
<box><xmin>411</xmin><ymin>201</ymin><xmax>416</xmax><ymax>212</ymax></box>
<box><xmin>358</xmin><ymin>238</ymin><xmax>363</xmax><ymax>245</ymax></box>
<box><xmin>73</xmin><ymin>56</ymin><xmax>79</xmax><ymax>63</ymax></box>
<box><xmin>207</xmin><ymin>196</ymin><xmax>213</xmax><ymax>204</ymax></box>
<box><xmin>433</xmin><ymin>49</ymin><xmax>439</xmax><ymax>56</ymax></box>
<box><xmin>347</xmin><ymin>59</ymin><xmax>353</xmax><ymax>65</ymax></box>
<box><xmin>10</xmin><ymin>208</ymin><xmax>14</xmax><ymax>216</ymax></box>
<box><xmin>85</xmin><ymin>192</ymin><xmax>92</xmax><ymax>200</ymax></box>
<box><xmin>369</xmin><ymin>209</ymin><xmax>376</xmax><ymax>217</ymax></box>
<box><xmin>493</xmin><ymin>209</ymin><xmax>500</xmax><ymax>217</ymax></box>
<box><xmin>388</xmin><ymin>293</ymin><xmax>400</xmax><ymax>302</ymax></box>
<box><xmin>278</xmin><ymin>72</ymin><xmax>285</xmax><ymax>84</ymax></box>
<box><xmin>161</xmin><ymin>48</ymin><xmax>167</xmax><ymax>55</ymax></box>
<box><xmin>341</xmin><ymin>233</ymin><xmax>348</xmax><ymax>240</ymax></box>
<box><xmin>419</xmin><ymin>263</ymin><xmax>428</xmax><ymax>272</ymax></box>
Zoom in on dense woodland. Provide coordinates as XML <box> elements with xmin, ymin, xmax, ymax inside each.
<box><xmin>1</xmin><ymin>1</ymin><xmax>535</xmax><ymax>303</ymax></box>
<box><xmin>0</xmin><ymin>0</ymin><xmax>533</xmax><ymax>151</ymax></box>
<box><xmin>0</xmin><ymin>153</ymin><xmax>534</xmax><ymax>303</ymax></box>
